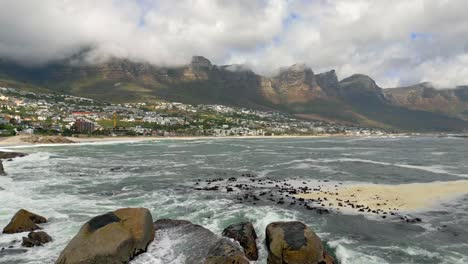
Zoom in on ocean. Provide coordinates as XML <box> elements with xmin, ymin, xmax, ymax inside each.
<box><xmin>0</xmin><ymin>136</ymin><xmax>467</xmax><ymax>264</ymax></box>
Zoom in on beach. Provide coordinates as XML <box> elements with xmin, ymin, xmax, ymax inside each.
<box><xmin>0</xmin><ymin>134</ymin><xmax>349</xmax><ymax>148</ymax></box>
<box><xmin>296</xmin><ymin>180</ymin><xmax>468</xmax><ymax>213</ymax></box>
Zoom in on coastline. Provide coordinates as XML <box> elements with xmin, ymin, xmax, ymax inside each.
<box><xmin>295</xmin><ymin>180</ymin><xmax>468</xmax><ymax>213</ymax></box>
<box><xmin>0</xmin><ymin>133</ymin><xmax>368</xmax><ymax>148</ymax></box>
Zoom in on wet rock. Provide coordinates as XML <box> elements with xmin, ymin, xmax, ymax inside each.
<box><xmin>2</xmin><ymin>209</ymin><xmax>47</xmax><ymax>234</ymax></box>
<box><xmin>0</xmin><ymin>151</ymin><xmax>27</xmax><ymax>160</ymax></box>
<box><xmin>266</xmin><ymin>221</ymin><xmax>335</xmax><ymax>264</ymax></box>
<box><xmin>0</xmin><ymin>160</ymin><xmax>6</xmax><ymax>175</ymax></box>
<box><xmin>56</xmin><ymin>208</ymin><xmax>154</xmax><ymax>264</ymax></box>
<box><xmin>322</xmin><ymin>251</ymin><xmax>337</xmax><ymax>264</ymax></box>
<box><xmin>21</xmin><ymin>136</ymin><xmax>75</xmax><ymax>144</ymax></box>
<box><xmin>22</xmin><ymin>237</ymin><xmax>42</xmax><ymax>247</ymax></box>
<box><xmin>153</xmin><ymin>219</ymin><xmax>249</xmax><ymax>264</ymax></box>
<box><xmin>22</xmin><ymin>231</ymin><xmax>53</xmax><ymax>247</ymax></box>
<box><xmin>204</xmin><ymin>239</ymin><xmax>250</xmax><ymax>264</ymax></box>
<box><xmin>222</xmin><ymin>222</ymin><xmax>258</xmax><ymax>260</ymax></box>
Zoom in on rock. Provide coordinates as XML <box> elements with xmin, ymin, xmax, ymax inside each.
<box><xmin>22</xmin><ymin>231</ymin><xmax>53</xmax><ymax>247</ymax></box>
<box><xmin>204</xmin><ymin>239</ymin><xmax>249</xmax><ymax>264</ymax></box>
<box><xmin>0</xmin><ymin>160</ymin><xmax>5</xmax><ymax>175</ymax></box>
<box><xmin>153</xmin><ymin>219</ymin><xmax>249</xmax><ymax>264</ymax></box>
<box><xmin>56</xmin><ymin>208</ymin><xmax>154</xmax><ymax>264</ymax></box>
<box><xmin>222</xmin><ymin>222</ymin><xmax>258</xmax><ymax>260</ymax></box>
<box><xmin>323</xmin><ymin>251</ymin><xmax>337</xmax><ymax>264</ymax></box>
<box><xmin>2</xmin><ymin>209</ymin><xmax>47</xmax><ymax>234</ymax></box>
<box><xmin>22</xmin><ymin>237</ymin><xmax>42</xmax><ymax>247</ymax></box>
<box><xmin>21</xmin><ymin>136</ymin><xmax>75</xmax><ymax>144</ymax></box>
<box><xmin>0</xmin><ymin>151</ymin><xmax>27</xmax><ymax>160</ymax></box>
<box><xmin>266</xmin><ymin>221</ymin><xmax>332</xmax><ymax>264</ymax></box>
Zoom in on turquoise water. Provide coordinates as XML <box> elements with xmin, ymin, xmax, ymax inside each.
<box><xmin>0</xmin><ymin>136</ymin><xmax>467</xmax><ymax>263</ymax></box>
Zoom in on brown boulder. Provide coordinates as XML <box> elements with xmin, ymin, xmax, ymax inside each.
<box><xmin>322</xmin><ymin>251</ymin><xmax>336</xmax><ymax>264</ymax></box>
<box><xmin>0</xmin><ymin>151</ymin><xmax>27</xmax><ymax>160</ymax></box>
<box><xmin>222</xmin><ymin>222</ymin><xmax>258</xmax><ymax>260</ymax></box>
<box><xmin>266</xmin><ymin>221</ymin><xmax>329</xmax><ymax>264</ymax></box>
<box><xmin>153</xmin><ymin>219</ymin><xmax>250</xmax><ymax>264</ymax></box>
<box><xmin>56</xmin><ymin>207</ymin><xmax>154</xmax><ymax>264</ymax></box>
<box><xmin>22</xmin><ymin>231</ymin><xmax>53</xmax><ymax>247</ymax></box>
<box><xmin>204</xmin><ymin>239</ymin><xmax>250</xmax><ymax>264</ymax></box>
<box><xmin>22</xmin><ymin>237</ymin><xmax>42</xmax><ymax>247</ymax></box>
<box><xmin>2</xmin><ymin>209</ymin><xmax>47</xmax><ymax>234</ymax></box>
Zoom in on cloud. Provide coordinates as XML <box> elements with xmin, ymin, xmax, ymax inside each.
<box><xmin>1</xmin><ymin>0</ymin><xmax>468</xmax><ymax>87</ymax></box>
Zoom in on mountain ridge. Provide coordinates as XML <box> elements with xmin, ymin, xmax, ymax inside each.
<box><xmin>1</xmin><ymin>55</ymin><xmax>467</xmax><ymax>132</ymax></box>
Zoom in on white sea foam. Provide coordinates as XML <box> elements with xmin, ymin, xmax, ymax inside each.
<box><xmin>133</xmin><ymin>231</ymin><xmax>186</xmax><ymax>264</ymax></box>
<box><xmin>327</xmin><ymin>238</ymin><xmax>389</xmax><ymax>264</ymax></box>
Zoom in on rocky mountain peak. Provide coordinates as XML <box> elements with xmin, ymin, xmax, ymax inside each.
<box><xmin>275</xmin><ymin>63</ymin><xmax>316</xmax><ymax>87</ymax></box>
<box><xmin>339</xmin><ymin>74</ymin><xmax>387</xmax><ymax>103</ymax></box>
<box><xmin>190</xmin><ymin>56</ymin><xmax>213</xmax><ymax>69</ymax></box>
<box><xmin>316</xmin><ymin>70</ymin><xmax>339</xmax><ymax>96</ymax></box>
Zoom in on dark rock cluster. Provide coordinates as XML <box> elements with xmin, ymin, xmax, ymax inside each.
<box><xmin>192</xmin><ymin>174</ymin><xmax>428</xmax><ymax>223</ymax></box>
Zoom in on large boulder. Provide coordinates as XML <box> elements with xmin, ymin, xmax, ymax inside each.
<box><xmin>2</xmin><ymin>209</ymin><xmax>47</xmax><ymax>234</ymax></box>
<box><xmin>204</xmin><ymin>239</ymin><xmax>250</xmax><ymax>264</ymax></box>
<box><xmin>266</xmin><ymin>221</ymin><xmax>335</xmax><ymax>264</ymax></box>
<box><xmin>152</xmin><ymin>219</ymin><xmax>249</xmax><ymax>264</ymax></box>
<box><xmin>222</xmin><ymin>222</ymin><xmax>258</xmax><ymax>260</ymax></box>
<box><xmin>0</xmin><ymin>151</ymin><xmax>27</xmax><ymax>160</ymax></box>
<box><xmin>22</xmin><ymin>231</ymin><xmax>53</xmax><ymax>247</ymax></box>
<box><xmin>56</xmin><ymin>208</ymin><xmax>154</xmax><ymax>264</ymax></box>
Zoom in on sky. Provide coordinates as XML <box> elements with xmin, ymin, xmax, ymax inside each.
<box><xmin>1</xmin><ymin>0</ymin><xmax>468</xmax><ymax>88</ymax></box>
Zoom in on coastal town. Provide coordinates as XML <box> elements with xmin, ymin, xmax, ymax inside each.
<box><xmin>0</xmin><ymin>86</ymin><xmax>385</xmax><ymax>138</ymax></box>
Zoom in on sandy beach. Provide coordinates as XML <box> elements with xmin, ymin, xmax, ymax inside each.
<box><xmin>0</xmin><ymin>135</ymin><xmax>156</xmax><ymax>147</ymax></box>
<box><xmin>0</xmin><ymin>134</ymin><xmax>349</xmax><ymax>148</ymax></box>
<box><xmin>296</xmin><ymin>180</ymin><xmax>468</xmax><ymax>213</ymax></box>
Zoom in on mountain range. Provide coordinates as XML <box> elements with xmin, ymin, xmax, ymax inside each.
<box><xmin>1</xmin><ymin>55</ymin><xmax>468</xmax><ymax>132</ymax></box>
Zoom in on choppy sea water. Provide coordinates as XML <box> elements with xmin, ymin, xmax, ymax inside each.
<box><xmin>0</xmin><ymin>136</ymin><xmax>468</xmax><ymax>264</ymax></box>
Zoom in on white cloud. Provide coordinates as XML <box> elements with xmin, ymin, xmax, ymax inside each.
<box><xmin>1</xmin><ymin>0</ymin><xmax>468</xmax><ymax>87</ymax></box>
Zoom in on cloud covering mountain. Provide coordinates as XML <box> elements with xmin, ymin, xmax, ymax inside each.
<box><xmin>2</xmin><ymin>0</ymin><xmax>468</xmax><ymax>88</ymax></box>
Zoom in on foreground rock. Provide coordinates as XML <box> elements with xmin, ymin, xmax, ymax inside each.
<box><xmin>2</xmin><ymin>209</ymin><xmax>47</xmax><ymax>234</ymax></box>
<box><xmin>21</xmin><ymin>136</ymin><xmax>75</xmax><ymax>144</ymax></box>
<box><xmin>56</xmin><ymin>208</ymin><xmax>154</xmax><ymax>264</ymax></box>
<box><xmin>22</xmin><ymin>231</ymin><xmax>53</xmax><ymax>247</ymax></box>
<box><xmin>0</xmin><ymin>160</ymin><xmax>5</xmax><ymax>175</ymax></box>
<box><xmin>266</xmin><ymin>221</ymin><xmax>335</xmax><ymax>264</ymax></box>
<box><xmin>222</xmin><ymin>222</ymin><xmax>258</xmax><ymax>260</ymax></box>
<box><xmin>0</xmin><ymin>151</ymin><xmax>27</xmax><ymax>160</ymax></box>
<box><xmin>153</xmin><ymin>219</ymin><xmax>249</xmax><ymax>264</ymax></box>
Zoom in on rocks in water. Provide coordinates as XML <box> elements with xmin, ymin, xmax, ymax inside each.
<box><xmin>153</xmin><ymin>219</ymin><xmax>249</xmax><ymax>264</ymax></box>
<box><xmin>0</xmin><ymin>151</ymin><xmax>27</xmax><ymax>160</ymax></box>
<box><xmin>56</xmin><ymin>208</ymin><xmax>154</xmax><ymax>264</ymax></box>
<box><xmin>266</xmin><ymin>221</ymin><xmax>335</xmax><ymax>264</ymax></box>
<box><xmin>2</xmin><ymin>209</ymin><xmax>47</xmax><ymax>234</ymax></box>
<box><xmin>222</xmin><ymin>222</ymin><xmax>258</xmax><ymax>261</ymax></box>
<box><xmin>323</xmin><ymin>251</ymin><xmax>337</xmax><ymax>264</ymax></box>
<box><xmin>204</xmin><ymin>239</ymin><xmax>250</xmax><ymax>264</ymax></box>
<box><xmin>22</xmin><ymin>231</ymin><xmax>53</xmax><ymax>247</ymax></box>
<box><xmin>0</xmin><ymin>160</ymin><xmax>5</xmax><ymax>175</ymax></box>
<box><xmin>21</xmin><ymin>136</ymin><xmax>75</xmax><ymax>144</ymax></box>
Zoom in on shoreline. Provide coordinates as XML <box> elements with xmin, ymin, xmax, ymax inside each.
<box><xmin>0</xmin><ymin>133</ymin><xmax>390</xmax><ymax>148</ymax></box>
<box><xmin>295</xmin><ymin>180</ymin><xmax>468</xmax><ymax>214</ymax></box>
